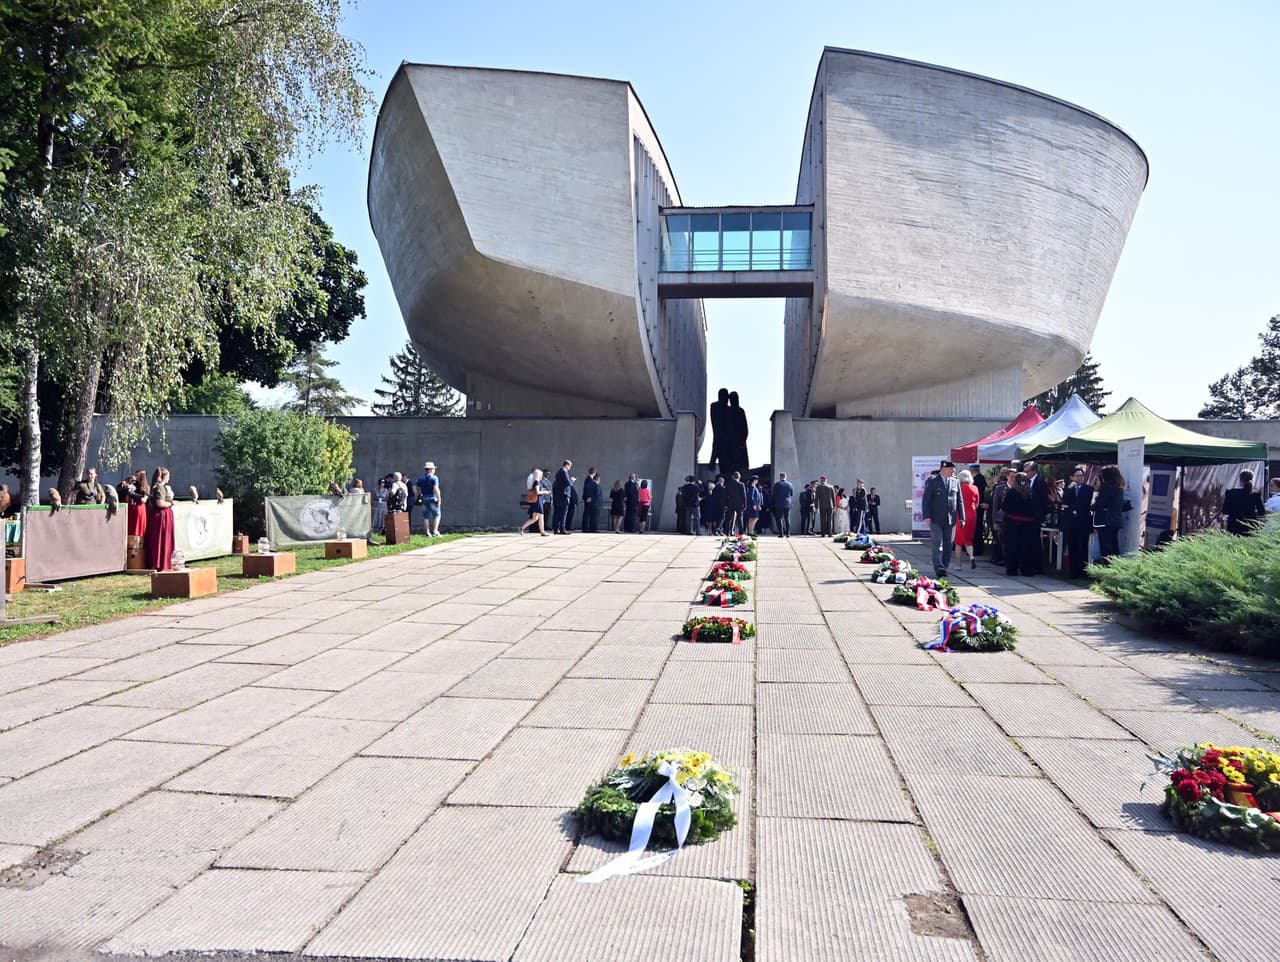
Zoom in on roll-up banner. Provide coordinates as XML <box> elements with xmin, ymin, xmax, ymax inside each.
<box><xmin>264</xmin><ymin>494</ymin><xmax>372</xmax><ymax>548</ymax></box>
<box><xmin>1116</xmin><ymin>437</ymin><xmax>1145</xmax><ymax>555</ymax></box>
<box><xmin>172</xmin><ymin>499</ymin><xmax>235</xmax><ymax>561</ymax></box>
<box><xmin>911</xmin><ymin>455</ymin><xmax>946</xmax><ymax>538</ymax></box>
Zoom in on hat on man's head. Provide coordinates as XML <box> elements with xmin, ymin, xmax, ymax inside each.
<box><xmin>423</xmin><ymin>461</ymin><xmax>436</xmax><ymax>471</ymax></box>
<box><xmin>940</xmin><ymin>460</ymin><xmax>955</xmax><ymax>468</ymax></box>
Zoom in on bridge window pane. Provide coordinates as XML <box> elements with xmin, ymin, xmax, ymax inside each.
<box><xmin>750</xmin><ymin>211</ymin><xmax>781</xmax><ymax>270</ymax></box>
<box><xmin>721</xmin><ymin>213</ymin><xmax>750</xmax><ymax>271</ymax></box>
<box><xmin>783</xmin><ymin>211</ymin><xmax>812</xmax><ymax>269</ymax></box>
<box><xmin>661</xmin><ymin>214</ymin><xmax>690</xmax><ymax>271</ymax></box>
<box><xmin>691</xmin><ymin>213</ymin><xmax>720</xmax><ymax>271</ymax></box>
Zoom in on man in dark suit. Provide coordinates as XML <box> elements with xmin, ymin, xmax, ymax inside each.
<box><xmin>581</xmin><ymin>470</ymin><xmax>600</xmax><ymax>532</ymax></box>
<box><xmin>681</xmin><ymin>476</ymin><xmax>702</xmax><ymax>535</ymax></box>
<box><xmin>708</xmin><ymin>476</ymin><xmax>726</xmax><ymax>535</ymax></box>
<box><xmin>815</xmin><ymin>476</ymin><xmax>836</xmax><ymax>536</ymax></box>
<box><xmin>624</xmin><ymin>474</ymin><xmax>640</xmax><ymax>533</ymax></box>
<box><xmin>724</xmin><ymin>471</ymin><xmax>747</xmax><ymax>536</ymax></box>
<box><xmin>1061</xmin><ymin>465</ymin><xmax>1095</xmax><ymax>579</ymax></box>
<box><xmin>866</xmin><ymin>487</ymin><xmax>881</xmax><ymax>534</ymax></box>
<box><xmin>1024</xmin><ymin>460</ymin><xmax>1051</xmax><ymax>573</ymax></box>
<box><xmin>772</xmin><ymin>472</ymin><xmax>795</xmax><ymax>537</ymax></box>
<box><xmin>552</xmin><ymin>459</ymin><xmax>573</xmax><ymax>534</ymax></box>
<box><xmin>799</xmin><ymin>482</ymin><xmax>816</xmax><ymax>535</ymax></box>
<box><xmin>921</xmin><ymin>459</ymin><xmax>965</xmax><ymax>578</ymax></box>
<box><xmin>566</xmin><ymin>475</ymin><xmax>579</xmax><ymax>531</ymax></box>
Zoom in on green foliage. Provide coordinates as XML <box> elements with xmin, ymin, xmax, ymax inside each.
<box><xmin>213</xmin><ymin>407</ymin><xmax>355</xmax><ymax>535</ymax></box>
<box><xmin>1200</xmin><ymin>315</ymin><xmax>1280</xmax><ymax>419</ymax></box>
<box><xmin>1090</xmin><ymin>524</ymin><xmax>1280</xmax><ymax>654</ymax></box>
<box><xmin>1026</xmin><ymin>353</ymin><xmax>1110</xmax><ymax>417</ymax></box>
<box><xmin>573</xmin><ymin>784</ymin><xmax>736</xmax><ymax>848</ymax></box>
<box><xmin>282</xmin><ymin>345</ymin><xmax>362</xmax><ymax>417</ymax></box>
<box><xmin>170</xmin><ymin>371</ymin><xmax>255</xmax><ymax>416</ymax></box>
<box><xmin>371</xmin><ymin>340</ymin><xmax>463</xmax><ymax>417</ymax></box>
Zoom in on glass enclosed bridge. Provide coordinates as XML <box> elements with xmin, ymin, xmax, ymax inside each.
<box><xmin>657</xmin><ymin>205</ymin><xmax>814</xmax><ymax>298</ymax></box>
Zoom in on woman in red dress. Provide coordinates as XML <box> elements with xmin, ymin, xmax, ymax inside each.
<box><xmin>143</xmin><ymin>467</ymin><xmax>176</xmax><ymax>570</ymax></box>
<box><xmin>954</xmin><ymin>469</ymin><xmax>981</xmax><ymax>570</ymax></box>
<box><xmin>122</xmin><ymin>469</ymin><xmax>148</xmax><ymax>540</ymax></box>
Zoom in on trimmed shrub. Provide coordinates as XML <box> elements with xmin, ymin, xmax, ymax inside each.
<box><xmin>214</xmin><ymin>408</ymin><xmax>356</xmax><ymax>537</ymax></box>
<box><xmin>1090</xmin><ymin>523</ymin><xmax>1280</xmax><ymax>655</ymax></box>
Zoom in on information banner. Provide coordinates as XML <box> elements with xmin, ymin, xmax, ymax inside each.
<box><xmin>23</xmin><ymin>504</ymin><xmax>127</xmax><ymax>582</ymax></box>
<box><xmin>1144</xmin><ymin>465</ymin><xmax>1177</xmax><ymax>547</ymax></box>
<box><xmin>1116</xmin><ymin>437</ymin><xmax>1145</xmax><ymax>555</ymax></box>
<box><xmin>172</xmin><ymin>499</ymin><xmax>235</xmax><ymax>561</ymax></box>
<box><xmin>265</xmin><ymin>494</ymin><xmax>371</xmax><ymax>548</ymax></box>
<box><xmin>911</xmin><ymin>455</ymin><xmax>946</xmax><ymax>538</ymax></box>
<box><xmin>1181</xmin><ymin>460</ymin><xmax>1267</xmax><ymax>532</ymax></box>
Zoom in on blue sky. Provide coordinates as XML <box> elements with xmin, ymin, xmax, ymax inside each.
<box><xmin>288</xmin><ymin>0</ymin><xmax>1279</xmax><ymax>465</ymax></box>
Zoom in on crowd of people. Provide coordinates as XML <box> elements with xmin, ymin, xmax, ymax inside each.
<box><xmin>511</xmin><ymin>462</ymin><xmax>883</xmax><ymax>538</ymax></box>
<box><xmin>925</xmin><ymin>460</ymin><xmax>1279</xmax><ymax>582</ymax></box>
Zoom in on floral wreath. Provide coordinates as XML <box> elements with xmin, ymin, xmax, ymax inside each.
<box><xmin>1156</xmin><ymin>744</ymin><xmax>1280</xmax><ymax>852</ymax></box>
<box><xmin>681</xmin><ymin>615</ymin><xmax>756</xmax><ymax>644</ymax></box>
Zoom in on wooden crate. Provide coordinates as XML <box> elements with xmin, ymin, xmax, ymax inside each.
<box><xmin>325</xmin><ymin>539</ymin><xmax>368</xmax><ymax>560</ymax></box>
<box><xmin>126</xmin><ymin>535</ymin><xmax>147</xmax><ymax>572</ymax></box>
<box><xmin>151</xmin><ymin>566</ymin><xmax>217</xmax><ymax>599</ymax></box>
<box><xmin>5</xmin><ymin>557</ymin><xmax>25</xmax><ymax>595</ymax></box>
<box><xmin>231</xmin><ymin>534</ymin><xmax>250</xmax><ymax>556</ymax></box>
<box><xmin>242</xmin><ymin>552</ymin><xmax>297</xmax><ymax>578</ymax></box>
<box><xmin>384</xmin><ymin>512</ymin><xmax>410</xmax><ymax>545</ymax></box>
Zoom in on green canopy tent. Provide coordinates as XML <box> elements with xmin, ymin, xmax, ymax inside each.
<box><xmin>1017</xmin><ymin>397</ymin><xmax>1269</xmax><ymax>466</ymax></box>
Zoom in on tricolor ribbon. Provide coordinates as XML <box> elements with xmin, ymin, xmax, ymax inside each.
<box><xmin>579</xmin><ymin>759</ymin><xmax>691</xmax><ymax>883</ymax></box>
<box><xmin>928</xmin><ymin>603</ymin><xmax>1000</xmax><ymax>651</ymax></box>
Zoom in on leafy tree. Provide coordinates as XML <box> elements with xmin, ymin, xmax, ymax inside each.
<box><xmin>372</xmin><ymin>341</ymin><xmax>464</xmax><ymax>417</ymax></box>
<box><xmin>1199</xmin><ymin>315</ymin><xmax>1280</xmax><ymax>419</ymax></box>
<box><xmin>213</xmin><ymin>407</ymin><xmax>355</xmax><ymax>536</ymax></box>
<box><xmin>201</xmin><ymin>202</ymin><xmax>369</xmax><ymax>387</ymax></box>
<box><xmin>282</xmin><ymin>346</ymin><xmax>362</xmax><ymax>417</ymax></box>
<box><xmin>0</xmin><ymin>1</ymin><xmax>371</xmax><ymax>504</ymax></box>
<box><xmin>170</xmin><ymin>372</ymin><xmax>255</xmax><ymax>417</ymax></box>
<box><xmin>1026</xmin><ymin>353</ymin><xmax>1110</xmax><ymax>417</ymax></box>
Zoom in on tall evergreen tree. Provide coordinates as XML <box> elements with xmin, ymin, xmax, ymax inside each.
<box><xmin>1199</xmin><ymin>315</ymin><xmax>1280</xmax><ymax>419</ymax></box>
<box><xmin>1026</xmin><ymin>353</ymin><xmax>1110</xmax><ymax>417</ymax></box>
<box><xmin>372</xmin><ymin>341</ymin><xmax>463</xmax><ymax>417</ymax></box>
<box><xmin>282</xmin><ymin>347</ymin><xmax>362</xmax><ymax>418</ymax></box>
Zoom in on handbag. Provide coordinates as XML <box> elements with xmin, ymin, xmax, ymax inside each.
<box><xmin>525</xmin><ymin>487</ymin><xmax>539</xmax><ymax>505</ymax></box>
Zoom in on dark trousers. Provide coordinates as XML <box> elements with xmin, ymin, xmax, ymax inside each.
<box><xmin>724</xmin><ymin>507</ymin><xmax>743</xmax><ymax>535</ymax></box>
<box><xmin>624</xmin><ymin>507</ymin><xmax>638</xmax><ymax>533</ymax></box>
<box><xmin>566</xmin><ymin>504</ymin><xmax>577</xmax><ymax>530</ymax></box>
<box><xmin>775</xmin><ymin>509</ymin><xmax>790</xmax><ymax>536</ymax></box>
<box><xmin>1097</xmin><ymin>525</ymin><xmax>1121</xmax><ymax>558</ymax></box>
<box><xmin>990</xmin><ymin>524</ymin><xmax>1005</xmax><ymax>564</ymax></box>
<box><xmin>1004</xmin><ymin>521</ymin><xmax>1039</xmax><ymax>576</ymax></box>
<box><xmin>974</xmin><ymin>505</ymin><xmax>987</xmax><ymax>555</ymax></box>
<box><xmin>552</xmin><ymin>495</ymin><xmax>569</xmax><ymax>532</ymax></box>
<box><xmin>582</xmin><ymin>506</ymin><xmax>598</xmax><ymax>532</ymax></box>
<box><xmin>849</xmin><ymin>508</ymin><xmax>865</xmax><ymax>533</ymax></box>
<box><xmin>866</xmin><ymin>509</ymin><xmax>879</xmax><ymax>534</ymax></box>
<box><xmin>1067</xmin><ymin>523</ymin><xmax>1092</xmax><ymax>578</ymax></box>
<box><xmin>802</xmin><ymin>507</ymin><xmax>815</xmax><ymax>535</ymax></box>
<box><xmin>684</xmin><ymin>508</ymin><xmax>700</xmax><ymax>534</ymax></box>
<box><xmin>819</xmin><ymin>507</ymin><xmax>834</xmax><ymax>536</ymax></box>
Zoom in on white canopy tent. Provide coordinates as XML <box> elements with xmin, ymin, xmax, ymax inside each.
<box><xmin>976</xmin><ymin>395</ymin><xmax>1100</xmax><ymax>463</ymax></box>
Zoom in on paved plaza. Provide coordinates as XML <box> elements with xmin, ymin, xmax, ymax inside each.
<box><xmin>1</xmin><ymin>533</ymin><xmax>1278</xmax><ymax>961</ymax></box>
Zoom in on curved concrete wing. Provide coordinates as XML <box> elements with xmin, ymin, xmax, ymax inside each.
<box><xmin>786</xmin><ymin>49</ymin><xmax>1148</xmax><ymax>418</ymax></box>
<box><xmin>368</xmin><ymin>64</ymin><xmax>706</xmax><ymax>420</ymax></box>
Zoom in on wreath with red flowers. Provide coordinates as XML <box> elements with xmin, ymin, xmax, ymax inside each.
<box><xmin>681</xmin><ymin>615</ymin><xmax>757</xmax><ymax>644</ymax></box>
<box><xmin>709</xmin><ymin>560</ymin><xmax>752</xmax><ymax>581</ymax></box>
<box><xmin>1158</xmin><ymin>744</ymin><xmax>1280</xmax><ymax>852</ymax></box>
<box><xmin>701</xmin><ymin>578</ymin><xmax>749</xmax><ymax>607</ymax></box>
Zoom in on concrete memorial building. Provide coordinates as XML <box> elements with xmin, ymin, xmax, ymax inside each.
<box><xmin>370</xmin><ymin>47</ymin><xmax>1146</xmax><ymax>423</ymax></box>
<box><xmin>359</xmin><ymin>46</ymin><xmax>1148</xmax><ymax>528</ymax></box>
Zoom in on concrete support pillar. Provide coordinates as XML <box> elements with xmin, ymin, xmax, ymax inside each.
<box><xmin>657</xmin><ymin>412</ymin><xmax>697</xmax><ymax>532</ymax></box>
<box><xmin>770</xmin><ymin>410</ymin><xmax>800</xmax><ymax>490</ymax></box>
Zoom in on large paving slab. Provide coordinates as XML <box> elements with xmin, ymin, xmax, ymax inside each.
<box><xmin>362</xmin><ymin>696</ymin><xmax>534</xmax><ymax>760</ymax></box>
<box><xmin>0</xmin><ymin>704</ymin><xmax>172</xmax><ymax>777</ymax></box>
<box><xmin>1018</xmin><ymin>737</ymin><xmax>1168</xmax><ymax>830</ymax></box>
<box><xmin>964</xmin><ymin>682</ymin><xmax>1134</xmax><ymax>738</ymax></box>
<box><xmin>1104</xmin><ymin>707</ymin><xmax>1274</xmax><ymax>754</ymax></box>
<box><xmin>852</xmin><ymin>663</ymin><xmax>976</xmax><ymax>707</ymax></box>
<box><xmin>123</xmin><ymin>686</ymin><xmax>328</xmax><ymax>745</ymax></box>
<box><xmin>758</xmin><ymin>733</ymin><xmax>914</xmax><ymax>821</ymax></box>
<box><xmin>523</xmin><ymin>677</ymin><xmax>652</xmax><ymax>729</ymax></box>
<box><xmin>871</xmin><ymin>705</ymin><xmax>1038</xmax><ymax>776</ymax></box>
<box><xmin>165</xmin><ymin>716</ymin><xmax>390</xmax><ymax>798</ymax></box>
<box><xmin>447</xmin><ymin>656</ymin><xmax>574</xmax><ymax>699</ymax></box>
<box><xmin>0</xmin><ymin>739</ymin><xmax>219</xmax><ymax>846</ymax></box>
<box><xmin>756</xmin><ymin>682</ymin><xmax>875</xmax><ymax>734</ymax></box>
<box><xmin>304</xmin><ymin>807</ymin><xmax>573</xmax><ymax>961</ymax></box>
<box><xmin>0</xmin><ymin>678</ymin><xmax>129</xmax><ymax>729</ymax></box>
<box><xmin>447</xmin><ymin>725</ymin><xmax>626</xmax><ymax>807</ymax></box>
<box><xmin>514</xmin><ymin>874</ymin><xmax>742</xmax><ymax>962</ymax></box>
<box><xmin>70</xmin><ymin>644</ymin><xmax>241</xmax><ymax>682</ymax></box>
<box><xmin>963</xmin><ymin>896</ymin><xmax>1210</xmax><ymax>962</ymax></box>
<box><xmin>104</xmin><ymin>868</ymin><xmax>366</xmax><ymax>955</ymax></box>
<box><xmin>756</xmin><ymin>818</ymin><xmax>979</xmax><ymax>962</ymax></box>
<box><xmin>907</xmin><ymin>772</ymin><xmax>1154</xmax><ymax>903</ymax></box>
<box><xmin>254</xmin><ymin>648</ymin><xmax>406</xmax><ymax>691</ymax></box>
<box><xmin>218</xmin><ymin>756</ymin><xmax>469</xmax><ymax>871</ymax></box>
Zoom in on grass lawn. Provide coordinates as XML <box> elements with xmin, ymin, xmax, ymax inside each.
<box><xmin>1</xmin><ymin>533</ymin><xmax>473</xmax><ymax>648</ymax></box>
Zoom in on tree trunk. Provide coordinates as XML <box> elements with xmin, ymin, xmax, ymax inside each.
<box><xmin>19</xmin><ymin>347</ymin><xmax>42</xmax><ymax>507</ymax></box>
<box><xmin>57</xmin><ymin>346</ymin><xmax>105</xmax><ymax>498</ymax></box>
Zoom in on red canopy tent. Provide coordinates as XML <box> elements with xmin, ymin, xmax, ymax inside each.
<box><xmin>950</xmin><ymin>406</ymin><xmax>1045</xmax><ymax>463</ymax></box>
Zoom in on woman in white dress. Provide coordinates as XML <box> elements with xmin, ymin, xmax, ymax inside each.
<box><xmin>833</xmin><ymin>487</ymin><xmax>849</xmax><ymax>535</ymax></box>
